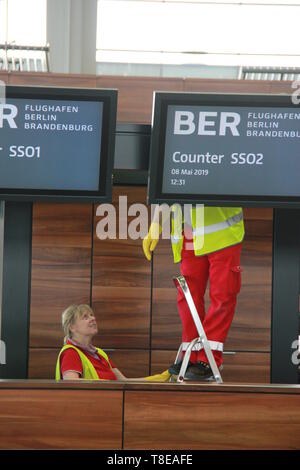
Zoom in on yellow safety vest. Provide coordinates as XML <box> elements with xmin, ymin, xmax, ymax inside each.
<box><xmin>55</xmin><ymin>344</ymin><xmax>112</xmax><ymax>381</ymax></box>
<box><xmin>171</xmin><ymin>206</ymin><xmax>244</xmax><ymax>263</ymax></box>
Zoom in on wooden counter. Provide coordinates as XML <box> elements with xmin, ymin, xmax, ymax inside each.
<box><xmin>0</xmin><ymin>380</ymin><xmax>300</xmax><ymax>449</ymax></box>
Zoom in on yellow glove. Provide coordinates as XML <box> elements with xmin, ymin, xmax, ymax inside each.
<box><xmin>144</xmin><ymin>370</ymin><xmax>171</xmax><ymax>382</ymax></box>
<box><xmin>142</xmin><ymin>222</ymin><xmax>162</xmax><ymax>261</ymax></box>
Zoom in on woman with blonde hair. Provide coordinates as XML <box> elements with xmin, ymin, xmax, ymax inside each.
<box><xmin>56</xmin><ymin>304</ymin><xmax>127</xmax><ymax>380</ymax></box>
<box><xmin>56</xmin><ymin>304</ymin><xmax>170</xmax><ymax>381</ymax></box>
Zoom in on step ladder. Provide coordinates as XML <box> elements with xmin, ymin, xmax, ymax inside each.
<box><xmin>172</xmin><ymin>275</ymin><xmax>223</xmax><ymax>384</ymax></box>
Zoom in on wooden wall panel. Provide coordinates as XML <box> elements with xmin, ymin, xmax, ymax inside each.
<box><xmin>151</xmin><ymin>239</ymin><xmax>182</xmax><ymax>350</ymax></box>
<box><xmin>183</xmin><ymin>78</ymin><xmax>272</xmax><ymax>94</ymax></box>
<box><xmin>221</xmin><ymin>352</ymin><xmax>270</xmax><ymax>383</ymax></box>
<box><xmin>29</xmin><ymin>348</ymin><xmax>59</xmax><ymax>379</ymax></box>
<box><xmin>30</xmin><ymin>203</ymin><xmax>93</xmax><ymax>348</ymax></box>
<box><xmin>92</xmin><ymin>186</ymin><xmax>151</xmax><ymax>349</ymax></box>
<box><xmin>93</xmin><ymin>186</ymin><xmax>151</xmax><ymax>349</ymax></box>
<box><xmin>151</xmin><ymin>208</ymin><xmax>273</xmax><ymax>352</ymax></box>
<box><xmin>226</xmin><ymin>240</ymin><xmax>272</xmax><ymax>351</ymax></box>
<box><xmin>29</xmin><ymin>348</ymin><xmax>149</xmax><ymax>379</ymax></box>
<box><xmin>96</xmin><ymin>76</ymin><xmax>184</xmax><ymax>123</ymax></box>
<box><xmin>106</xmin><ymin>349</ymin><xmax>149</xmax><ymax>378</ymax></box>
<box><xmin>151</xmin><ymin>350</ymin><xmax>270</xmax><ymax>383</ymax></box>
<box><xmin>124</xmin><ymin>390</ymin><xmax>300</xmax><ymax>449</ymax></box>
<box><xmin>0</xmin><ymin>389</ymin><xmax>122</xmax><ymax>449</ymax></box>
<box><xmin>269</xmin><ymin>81</ymin><xmax>299</xmax><ymax>94</ymax></box>
<box><xmin>0</xmin><ymin>71</ymin><xmax>9</xmax><ymax>84</ymax></box>
<box><xmin>7</xmin><ymin>71</ymin><xmax>97</xmax><ymax>88</ymax></box>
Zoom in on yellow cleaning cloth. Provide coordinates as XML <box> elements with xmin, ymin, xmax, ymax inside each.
<box><xmin>144</xmin><ymin>369</ymin><xmax>171</xmax><ymax>382</ymax></box>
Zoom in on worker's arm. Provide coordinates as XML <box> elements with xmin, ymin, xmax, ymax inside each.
<box><xmin>113</xmin><ymin>368</ymin><xmax>150</xmax><ymax>381</ymax></box>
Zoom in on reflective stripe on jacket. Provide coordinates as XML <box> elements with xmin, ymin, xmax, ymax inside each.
<box><xmin>171</xmin><ymin>206</ymin><xmax>245</xmax><ymax>263</ymax></box>
<box><xmin>55</xmin><ymin>344</ymin><xmax>111</xmax><ymax>380</ymax></box>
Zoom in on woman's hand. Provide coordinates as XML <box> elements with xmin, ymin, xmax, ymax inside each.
<box><xmin>112</xmin><ymin>368</ymin><xmax>128</xmax><ymax>380</ymax></box>
<box><xmin>63</xmin><ymin>371</ymin><xmax>81</xmax><ymax>380</ymax></box>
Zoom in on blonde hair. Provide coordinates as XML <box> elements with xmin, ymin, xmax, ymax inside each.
<box><xmin>61</xmin><ymin>304</ymin><xmax>94</xmax><ymax>344</ymax></box>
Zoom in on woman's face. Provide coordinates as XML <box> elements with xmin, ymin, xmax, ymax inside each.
<box><xmin>70</xmin><ymin>310</ymin><xmax>98</xmax><ymax>338</ymax></box>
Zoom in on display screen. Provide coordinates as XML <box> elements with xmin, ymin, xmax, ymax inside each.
<box><xmin>148</xmin><ymin>92</ymin><xmax>300</xmax><ymax>207</ymax></box>
<box><xmin>0</xmin><ymin>86</ymin><xmax>117</xmax><ymax>201</ymax></box>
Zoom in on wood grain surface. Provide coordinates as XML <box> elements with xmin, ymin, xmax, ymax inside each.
<box><xmin>92</xmin><ymin>186</ymin><xmax>151</xmax><ymax>349</ymax></box>
<box><xmin>150</xmin><ymin>350</ymin><xmax>270</xmax><ymax>383</ymax></box>
<box><xmin>182</xmin><ymin>78</ymin><xmax>272</xmax><ymax>94</ymax></box>
<box><xmin>0</xmin><ymin>389</ymin><xmax>123</xmax><ymax>449</ymax></box>
<box><xmin>1</xmin><ymin>382</ymin><xmax>300</xmax><ymax>449</ymax></box>
<box><xmin>124</xmin><ymin>390</ymin><xmax>300</xmax><ymax>449</ymax></box>
<box><xmin>30</xmin><ymin>203</ymin><xmax>93</xmax><ymax>348</ymax></box>
<box><xmin>5</xmin><ymin>71</ymin><xmax>97</xmax><ymax>88</ymax></box>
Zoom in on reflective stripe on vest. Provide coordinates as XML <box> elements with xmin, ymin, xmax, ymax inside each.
<box><xmin>171</xmin><ymin>212</ymin><xmax>243</xmax><ymax>243</ymax></box>
<box><xmin>192</xmin><ymin>212</ymin><xmax>243</xmax><ymax>237</ymax></box>
<box><xmin>170</xmin><ymin>206</ymin><xmax>244</xmax><ymax>262</ymax></box>
<box><xmin>55</xmin><ymin>344</ymin><xmax>111</xmax><ymax>381</ymax></box>
<box><xmin>182</xmin><ymin>340</ymin><xmax>224</xmax><ymax>352</ymax></box>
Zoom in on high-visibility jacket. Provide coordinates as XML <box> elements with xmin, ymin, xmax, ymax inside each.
<box><xmin>55</xmin><ymin>344</ymin><xmax>112</xmax><ymax>380</ymax></box>
<box><xmin>171</xmin><ymin>206</ymin><xmax>244</xmax><ymax>263</ymax></box>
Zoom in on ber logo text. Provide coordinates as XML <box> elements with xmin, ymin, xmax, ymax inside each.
<box><xmin>0</xmin><ymin>104</ymin><xmax>18</xmax><ymax>128</ymax></box>
<box><xmin>174</xmin><ymin>110</ymin><xmax>241</xmax><ymax>136</ymax></box>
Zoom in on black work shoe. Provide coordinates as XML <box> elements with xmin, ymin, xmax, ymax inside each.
<box><xmin>168</xmin><ymin>360</ymin><xmax>192</xmax><ymax>375</ymax></box>
<box><xmin>184</xmin><ymin>361</ymin><xmax>223</xmax><ymax>381</ymax></box>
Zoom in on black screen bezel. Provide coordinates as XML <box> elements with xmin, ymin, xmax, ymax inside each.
<box><xmin>147</xmin><ymin>91</ymin><xmax>300</xmax><ymax>208</ymax></box>
<box><xmin>0</xmin><ymin>85</ymin><xmax>117</xmax><ymax>202</ymax></box>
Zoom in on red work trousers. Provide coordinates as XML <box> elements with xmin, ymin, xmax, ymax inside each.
<box><xmin>178</xmin><ymin>233</ymin><xmax>242</xmax><ymax>367</ymax></box>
